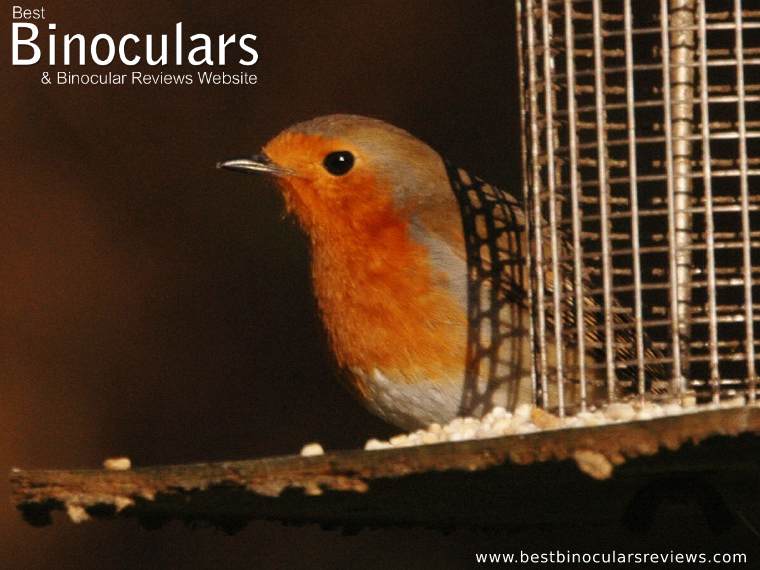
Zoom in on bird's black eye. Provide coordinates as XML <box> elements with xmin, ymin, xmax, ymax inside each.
<box><xmin>323</xmin><ymin>151</ymin><xmax>355</xmax><ymax>176</ymax></box>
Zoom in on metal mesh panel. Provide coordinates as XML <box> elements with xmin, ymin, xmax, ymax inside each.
<box><xmin>518</xmin><ymin>0</ymin><xmax>760</xmax><ymax>415</ymax></box>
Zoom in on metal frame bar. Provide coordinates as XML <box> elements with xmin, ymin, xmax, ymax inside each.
<box><xmin>696</xmin><ymin>0</ymin><xmax>721</xmax><ymax>402</ymax></box>
<box><xmin>591</xmin><ymin>0</ymin><xmax>618</xmax><ymax>400</ymax></box>
<box><xmin>660</xmin><ymin>0</ymin><xmax>686</xmax><ymax>395</ymax></box>
<box><xmin>525</xmin><ymin>0</ymin><xmax>550</xmax><ymax>408</ymax></box>
<box><xmin>564</xmin><ymin>0</ymin><xmax>589</xmax><ymax>411</ymax></box>
<box><xmin>734</xmin><ymin>0</ymin><xmax>758</xmax><ymax>401</ymax></box>
<box><xmin>541</xmin><ymin>0</ymin><xmax>566</xmax><ymax>415</ymax></box>
<box><xmin>515</xmin><ymin>0</ymin><xmax>539</xmax><ymax>405</ymax></box>
<box><xmin>623</xmin><ymin>0</ymin><xmax>647</xmax><ymax>398</ymax></box>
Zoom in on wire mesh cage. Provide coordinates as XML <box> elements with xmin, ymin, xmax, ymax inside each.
<box><xmin>517</xmin><ymin>0</ymin><xmax>760</xmax><ymax>415</ymax></box>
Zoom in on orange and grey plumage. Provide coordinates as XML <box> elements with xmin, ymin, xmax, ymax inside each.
<box><xmin>220</xmin><ymin>114</ymin><xmax>663</xmax><ymax>429</ymax></box>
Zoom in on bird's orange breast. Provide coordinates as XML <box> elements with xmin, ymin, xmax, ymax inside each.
<box><xmin>309</xmin><ymin>213</ymin><xmax>467</xmax><ymax>387</ymax></box>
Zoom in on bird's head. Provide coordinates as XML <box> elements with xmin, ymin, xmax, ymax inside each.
<box><xmin>218</xmin><ymin>114</ymin><xmax>448</xmax><ymax>236</ymax></box>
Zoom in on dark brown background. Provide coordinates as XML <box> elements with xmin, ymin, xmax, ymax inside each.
<box><xmin>2</xmin><ymin>1</ymin><xmax>757</xmax><ymax>568</ymax></box>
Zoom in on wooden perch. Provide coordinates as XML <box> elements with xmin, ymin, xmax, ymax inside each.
<box><xmin>10</xmin><ymin>407</ymin><xmax>760</xmax><ymax>532</ymax></box>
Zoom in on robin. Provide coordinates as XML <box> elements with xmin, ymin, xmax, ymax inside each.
<box><xmin>218</xmin><ymin>114</ymin><xmax>651</xmax><ymax>429</ymax></box>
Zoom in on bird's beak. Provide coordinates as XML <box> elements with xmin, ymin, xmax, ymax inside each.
<box><xmin>216</xmin><ymin>153</ymin><xmax>292</xmax><ymax>177</ymax></box>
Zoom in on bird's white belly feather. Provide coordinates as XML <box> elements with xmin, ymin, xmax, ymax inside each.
<box><xmin>350</xmin><ymin>368</ymin><xmax>463</xmax><ymax>430</ymax></box>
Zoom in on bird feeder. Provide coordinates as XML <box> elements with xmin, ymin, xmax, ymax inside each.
<box><xmin>517</xmin><ymin>0</ymin><xmax>760</xmax><ymax>416</ymax></box>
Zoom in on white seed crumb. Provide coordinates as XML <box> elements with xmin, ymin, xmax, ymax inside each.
<box><xmin>300</xmin><ymin>442</ymin><xmax>324</xmax><ymax>457</ymax></box>
<box><xmin>449</xmin><ymin>429</ymin><xmax>476</xmax><ymax>442</ymax></box>
<box><xmin>489</xmin><ymin>406</ymin><xmax>509</xmax><ymax>419</ymax></box>
<box><xmin>682</xmin><ymin>394</ymin><xmax>697</xmax><ymax>407</ymax></box>
<box><xmin>720</xmin><ymin>395</ymin><xmax>746</xmax><ymax>407</ymax></box>
<box><xmin>421</xmin><ymin>432</ymin><xmax>440</xmax><ymax>445</ymax></box>
<box><xmin>605</xmin><ymin>403</ymin><xmax>636</xmax><ymax>422</ymax></box>
<box><xmin>113</xmin><ymin>496</ymin><xmax>134</xmax><ymax>512</ymax></box>
<box><xmin>364</xmin><ymin>438</ymin><xmax>390</xmax><ymax>451</ymax></box>
<box><xmin>562</xmin><ymin>417</ymin><xmax>581</xmax><ymax>428</ymax></box>
<box><xmin>389</xmin><ymin>434</ymin><xmax>409</xmax><ymax>446</ymax></box>
<box><xmin>481</xmin><ymin>427</ymin><xmax>499</xmax><ymax>438</ymax></box>
<box><xmin>574</xmin><ymin>450</ymin><xmax>613</xmax><ymax>480</ymax></box>
<box><xmin>303</xmin><ymin>483</ymin><xmax>323</xmax><ymax>496</ymax></box>
<box><xmin>446</xmin><ymin>418</ymin><xmax>465</xmax><ymax>432</ymax></box>
<box><xmin>514</xmin><ymin>403</ymin><xmax>532</xmax><ymax>421</ymax></box>
<box><xmin>649</xmin><ymin>405</ymin><xmax>666</xmax><ymax>417</ymax></box>
<box><xmin>491</xmin><ymin>418</ymin><xmax>512</xmax><ymax>434</ymax></box>
<box><xmin>103</xmin><ymin>457</ymin><xmax>131</xmax><ymax>471</ymax></box>
<box><xmin>662</xmin><ymin>403</ymin><xmax>683</xmax><ymax>415</ymax></box>
<box><xmin>362</xmin><ymin>398</ymin><xmax>750</xmax><ymax>452</ymax></box>
<box><xmin>66</xmin><ymin>504</ymin><xmax>90</xmax><ymax>524</ymax></box>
